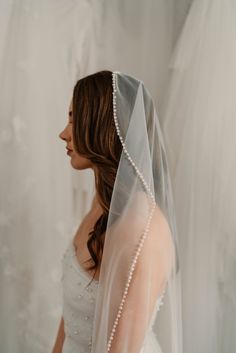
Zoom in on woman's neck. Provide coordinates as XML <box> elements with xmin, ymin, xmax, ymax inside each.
<box><xmin>90</xmin><ymin>192</ymin><xmax>103</xmax><ymax>216</ymax></box>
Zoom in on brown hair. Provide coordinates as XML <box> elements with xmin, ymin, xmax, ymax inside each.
<box><xmin>72</xmin><ymin>70</ymin><xmax>122</xmax><ymax>284</ymax></box>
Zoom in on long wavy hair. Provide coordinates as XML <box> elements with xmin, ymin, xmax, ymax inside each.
<box><xmin>72</xmin><ymin>70</ymin><xmax>122</xmax><ymax>284</ymax></box>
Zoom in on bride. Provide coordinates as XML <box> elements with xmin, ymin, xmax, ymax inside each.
<box><xmin>52</xmin><ymin>70</ymin><xmax>182</xmax><ymax>353</ymax></box>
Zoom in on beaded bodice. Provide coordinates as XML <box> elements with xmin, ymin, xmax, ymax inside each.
<box><xmin>61</xmin><ymin>237</ymin><xmax>166</xmax><ymax>353</ymax></box>
<box><xmin>61</xmin><ymin>238</ymin><xmax>99</xmax><ymax>353</ymax></box>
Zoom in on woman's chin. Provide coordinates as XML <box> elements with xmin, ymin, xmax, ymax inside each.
<box><xmin>70</xmin><ymin>157</ymin><xmax>88</xmax><ymax>170</ymax></box>
<box><xmin>68</xmin><ymin>153</ymin><xmax>92</xmax><ymax>170</ymax></box>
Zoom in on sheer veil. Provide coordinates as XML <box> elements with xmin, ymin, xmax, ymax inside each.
<box><xmin>90</xmin><ymin>72</ymin><xmax>183</xmax><ymax>353</ymax></box>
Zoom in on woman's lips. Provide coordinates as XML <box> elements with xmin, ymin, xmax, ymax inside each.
<box><xmin>66</xmin><ymin>148</ymin><xmax>73</xmax><ymax>154</ymax></box>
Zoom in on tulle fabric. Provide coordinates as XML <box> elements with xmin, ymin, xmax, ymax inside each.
<box><xmin>162</xmin><ymin>1</ymin><xmax>236</xmax><ymax>352</ymax></box>
<box><xmin>90</xmin><ymin>72</ymin><xmax>183</xmax><ymax>353</ymax></box>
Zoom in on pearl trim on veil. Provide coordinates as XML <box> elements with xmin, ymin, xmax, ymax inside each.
<box><xmin>107</xmin><ymin>72</ymin><xmax>158</xmax><ymax>352</ymax></box>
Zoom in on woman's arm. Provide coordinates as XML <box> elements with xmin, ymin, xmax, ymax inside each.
<box><xmin>51</xmin><ymin>316</ymin><xmax>65</xmax><ymax>353</ymax></box>
<box><xmin>108</xmin><ymin>205</ymin><xmax>174</xmax><ymax>353</ymax></box>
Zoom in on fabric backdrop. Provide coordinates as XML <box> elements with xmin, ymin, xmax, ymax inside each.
<box><xmin>162</xmin><ymin>1</ymin><xmax>236</xmax><ymax>352</ymax></box>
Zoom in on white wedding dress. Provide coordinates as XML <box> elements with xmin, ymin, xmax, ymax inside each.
<box><xmin>61</xmin><ymin>237</ymin><xmax>166</xmax><ymax>353</ymax></box>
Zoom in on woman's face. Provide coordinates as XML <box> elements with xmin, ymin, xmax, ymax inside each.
<box><xmin>59</xmin><ymin>99</ymin><xmax>93</xmax><ymax>170</ymax></box>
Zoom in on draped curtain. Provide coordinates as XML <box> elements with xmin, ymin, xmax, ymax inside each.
<box><xmin>162</xmin><ymin>1</ymin><xmax>236</xmax><ymax>352</ymax></box>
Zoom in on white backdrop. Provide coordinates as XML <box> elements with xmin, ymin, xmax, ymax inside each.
<box><xmin>162</xmin><ymin>1</ymin><xmax>236</xmax><ymax>353</ymax></box>
<box><xmin>0</xmin><ymin>1</ymin><xmax>193</xmax><ymax>352</ymax></box>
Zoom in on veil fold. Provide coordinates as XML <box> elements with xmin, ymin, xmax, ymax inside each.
<box><xmin>91</xmin><ymin>72</ymin><xmax>182</xmax><ymax>353</ymax></box>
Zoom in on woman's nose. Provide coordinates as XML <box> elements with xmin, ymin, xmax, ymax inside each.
<box><xmin>59</xmin><ymin>128</ymin><xmax>67</xmax><ymax>141</ymax></box>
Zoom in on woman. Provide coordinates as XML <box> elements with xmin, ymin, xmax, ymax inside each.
<box><xmin>53</xmin><ymin>70</ymin><xmax>182</xmax><ymax>353</ymax></box>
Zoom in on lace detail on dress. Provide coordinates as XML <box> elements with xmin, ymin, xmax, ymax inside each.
<box><xmin>61</xmin><ymin>237</ymin><xmax>166</xmax><ymax>353</ymax></box>
<box><xmin>61</xmin><ymin>238</ymin><xmax>98</xmax><ymax>353</ymax></box>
